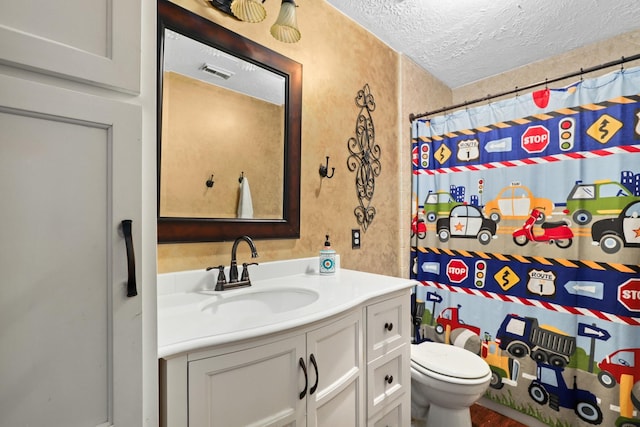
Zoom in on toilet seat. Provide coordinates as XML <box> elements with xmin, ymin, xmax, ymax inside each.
<box><xmin>411</xmin><ymin>342</ymin><xmax>490</xmax><ymax>382</ymax></box>
<box><xmin>410</xmin><ymin>342</ymin><xmax>492</xmax><ymax>427</ymax></box>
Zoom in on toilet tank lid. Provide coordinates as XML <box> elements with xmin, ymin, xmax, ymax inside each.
<box><xmin>412</xmin><ymin>342</ymin><xmax>490</xmax><ymax>379</ymax></box>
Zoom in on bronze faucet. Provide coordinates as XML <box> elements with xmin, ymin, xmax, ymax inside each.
<box><xmin>207</xmin><ymin>235</ymin><xmax>258</xmax><ymax>291</ymax></box>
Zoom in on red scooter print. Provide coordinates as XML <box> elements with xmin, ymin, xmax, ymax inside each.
<box><xmin>512</xmin><ymin>208</ymin><xmax>573</xmax><ymax>248</ymax></box>
<box><xmin>411</xmin><ymin>215</ymin><xmax>427</xmax><ymax>239</ymax></box>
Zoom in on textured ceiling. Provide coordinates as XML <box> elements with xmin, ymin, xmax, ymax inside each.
<box><xmin>326</xmin><ymin>0</ymin><xmax>640</xmax><ymax>88</ymax></box>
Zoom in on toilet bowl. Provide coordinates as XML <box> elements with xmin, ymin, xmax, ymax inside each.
<box><xmin>411</xmin><ymin>341</ymin><xmax>491</xmax><ymax>427</ymax></box>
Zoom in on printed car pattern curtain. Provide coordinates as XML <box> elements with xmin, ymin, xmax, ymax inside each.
<box><xmin>410</xmin><ymin>67</ymin><xmax>640</xmax><ymax>426</ymax></box>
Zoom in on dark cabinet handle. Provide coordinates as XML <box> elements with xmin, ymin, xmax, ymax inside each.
<box><xmin>385</xmin><ymin>374</ymin><xmax>393</xmax><ymax>384</ymax></box>
<box><xmin>121</xmin><ymin>220</ymin><xmax>137</xmax><ymax>297</ymax></box>
<box><xmin>299</xmin><ymin>357</ymin><xmax>308</xmax><ymax>399</ymax></box>
<box><xmin>309</xmin><ymin>353</ymin><xmax>319</xmax><ymax>395</ymax></box>
<box><xmin>384</xmin><ymin>322</ymin><xmax>393</xmax><ymax>331</ymax></box>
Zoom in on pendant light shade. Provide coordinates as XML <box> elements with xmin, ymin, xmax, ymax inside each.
<box><xmin>270</xmin><ymin>0</ymin><xmax>300</xmax><ymax>43</ymax></box>
<box><xmin>231</xmin><ymin>0</ymin><xmax>267</xmax><ymax>23</ymax></box>
<box><xmin>209</xmin><ymin>0</ymin><xmax>301</xmax><ymax>43</ymax></box>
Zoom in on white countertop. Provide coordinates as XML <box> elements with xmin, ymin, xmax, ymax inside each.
<box><xmin>158</xmin><ymin>257</ymin><xmax>416</xmax><ymax>358</ymax></box>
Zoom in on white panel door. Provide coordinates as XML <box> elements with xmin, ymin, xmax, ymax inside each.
<box><xmin>0</xmin><ymin>74</ymin><xmax>142</xmax><ymax>427</ymax></box>
<box><xmin>306</xmin><ymin>310</ymin><xmax>364</xmax><ymax>427</ymax></box>
<box><xmin>0</xmin><ymin>0</ymin><xmax>141</xmax><ymax>93</ymax></box>
<box><xmin>188</xmin><ymin>335</ymin><xmax>306</xmax><ymax>427</ymax></box>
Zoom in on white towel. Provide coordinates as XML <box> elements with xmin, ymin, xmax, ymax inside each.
<box><xmin>237</xmin><ymin>177</ymin><xmax>254</xmax><ymax>219</ymax></box>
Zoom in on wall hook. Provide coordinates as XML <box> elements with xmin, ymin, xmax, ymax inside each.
<box><xmin>239</xmin><ymin>171</ymin><xmax>244</xmax><ymax>183</ymax></box>
<box><xmin>206</xmin><ymin>174</ymin><xmax>215</xmax><ymax>188</ymax></box>
<box><xmin>319</xmin><ymin>156</ymin><xmax>335</xmax><ymax>179</ymax></box>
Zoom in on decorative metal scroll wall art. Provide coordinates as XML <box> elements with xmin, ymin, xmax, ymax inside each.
<box><xmin>347</xmin><ymin>84</ymin><xmax>381</xmax><ymax>232</ymax></box>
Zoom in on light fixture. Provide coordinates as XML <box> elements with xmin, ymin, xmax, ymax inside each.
<box><xmin>231</xmin><ymin>0</ymin><xmax>266</xmax><ymax>23</ymax></box>
<box><xmin>208</xmin><ymin>0</ymin><xmax>301</xmax><ymax>43</ymax></box>
<box><xmin>270</xmin><ymin>0</ymin><xmax>300</xmax><ymax>43</ymax></box>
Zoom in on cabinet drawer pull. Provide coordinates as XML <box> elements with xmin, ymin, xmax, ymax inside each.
<box><xmin>384</xmin><ymin>322</ymin><xmax>393</xmax><ymax>331</ymax></box>
<box><xmin>121</xmin><ymin>220</ymin><xmax>137</xmax><ymax>297</ymax></box>
<box><xmin>309</xmin><ymin>353</ymin><xmax>319</xmax><ymax>395</ymax></box>
<box><xmin>384</xmin><ymin>374</ymin><xmax>393</xmax><ymax>384</ymax></box>
<box><xmin>299</xmin><ymin>357</ymin><xmax>307</xmax><ymax>399</ymax></box>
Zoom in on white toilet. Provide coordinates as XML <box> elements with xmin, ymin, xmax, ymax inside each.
<box><xmin>411</xmin><ymin>341</ymin><xmax>491</xmax><ymax>427</ymax></box>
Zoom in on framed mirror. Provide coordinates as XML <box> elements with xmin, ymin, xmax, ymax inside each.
<box><xmin>157</xmin><ymin>0</ymin><xmax>302</xmax><ymax>242</ymax></box>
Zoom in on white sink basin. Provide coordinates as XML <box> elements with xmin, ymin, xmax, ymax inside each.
<box><xmin>200</xmin><ymin>287</ymin><xmax>319</xmax><ymax>316</ymax></box>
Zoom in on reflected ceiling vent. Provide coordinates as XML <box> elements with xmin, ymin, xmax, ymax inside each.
<box><xmin>200</xmin><ymin>63</ymin><xmax>234</xmax><ymax>80</ymax></box>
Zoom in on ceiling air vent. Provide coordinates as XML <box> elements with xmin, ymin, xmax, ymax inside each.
<box><xmin>200</xmin><ymin>63</ymin><xmax>234</xmax><ymax>80</ymax></box>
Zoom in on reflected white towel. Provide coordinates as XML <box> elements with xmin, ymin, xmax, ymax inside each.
<box><xmin>237</xmin><ymin>177</ymin><xmax>254</xmax><ymax>219</ymax></box>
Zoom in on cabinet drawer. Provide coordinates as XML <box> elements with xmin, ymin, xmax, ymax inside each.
<box><xmin>366</xmin><ymin>294</ymin><xmax>410</xmax><ymax>361</ymax></box>
<box><xmin>367</xmin><ymin>395</ymin><xmax>410</xmax><ymax>427</ymax></box>
<box><xmin>366</xmin><ymin>344</ymin><xmax>409</xmax><ymax>417</ymax></box>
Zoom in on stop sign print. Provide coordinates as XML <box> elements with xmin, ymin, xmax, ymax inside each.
<box><xmin>521</xmin><ymin>125</ymin><xmax>550</xmax><ymax>154</ymax></box>
<box><xmin>446</xmin><ymin>259</ymin><xmax>468</xmax><ymax>283</ymax></box>
<box><xmin>618</xmin><ymin>279</ymin><xmax>640</xmax><ymax>312</ymax></box>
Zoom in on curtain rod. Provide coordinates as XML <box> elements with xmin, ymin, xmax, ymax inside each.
<box><xmin>409</xmin><ymin>53</ymin><xmax>640</xmax><ymax>122</ymax></box>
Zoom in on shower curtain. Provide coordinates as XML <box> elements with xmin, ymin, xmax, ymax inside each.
<box><xmin>410</xmin><ymin>67</ymin><xmax>640</xmax><ymax>426</ymax></box>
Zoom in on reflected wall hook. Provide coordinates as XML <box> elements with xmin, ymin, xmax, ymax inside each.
<box><xmin>319</xmin><ymin>156</ymin><xmax>335</xmax><ymax>179</ymax></box>
<box><xmin>206</xmin><ymin>174</ymin><xmax>215</xmax><ymax>188</ymax></box>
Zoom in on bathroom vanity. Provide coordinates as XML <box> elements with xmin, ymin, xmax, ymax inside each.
<box><xmin>158</xmin><ymin>258</ymin><xmax>416</xmax><ymax>426</ymax></box>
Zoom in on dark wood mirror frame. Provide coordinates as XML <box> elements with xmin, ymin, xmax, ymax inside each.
<box><xmin>157</xmin><ymin>0</ymin><xmax>301</xmax><ymax>243</ymax></box>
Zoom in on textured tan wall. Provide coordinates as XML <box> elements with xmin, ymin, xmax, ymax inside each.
<box><xmin>453</xmin><ymin>30</ymin><xmax>640</xmax><ymax>104</ymax></box>
<box><xmin>160</xmin><ymin>71</ymin><xmax>284</xmax><ymax>218</ymax></box>
<box><xmin>158</xmin><ymin>1</ymin><xmax>640</xmax><ymax>276</ymax></box>
<box><xmin>158</xmin><ymin>0</ymin><xmax>411</xmax><ymax>275</ymax></box>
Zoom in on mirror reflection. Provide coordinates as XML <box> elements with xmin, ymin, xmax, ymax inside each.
<box><xmin>160</xmin><ymin>29</ymin><xmax>285</xmax><ymax>219</ymax></box>
<box><xmin>157</xmin><ymin>0</ymin><xmax>302</xmax><ymax>243</ymax></box>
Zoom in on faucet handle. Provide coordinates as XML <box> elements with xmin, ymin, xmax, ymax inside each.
<box><xmin>241</xmin><ymin>262</ymin><xmax>259</xmax><ymax>282</ymax></box>
<box><xmin>206</xmin><ymin>265</ymin><xmax>227</xmax><ymax>291</ymax></box>
<box><xmin>215</xmin><ymin>266</ymin><xmax>227</xmax><ymax>291</ymax></box>
<box><xmin>216</xmin><ymin>265</ymin><xmax>227</xmax><ymax>285</ymax></box>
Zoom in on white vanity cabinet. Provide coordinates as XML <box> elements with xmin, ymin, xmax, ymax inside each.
<box><xmin>158</xmin><ymin>265</ymin><xmax>414</xmax><ymax>427</ymax></box>
<box><xmin>162</xmin><ymin>309</ymin><xmax>365</xmax><ymax>427</ymax></box>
